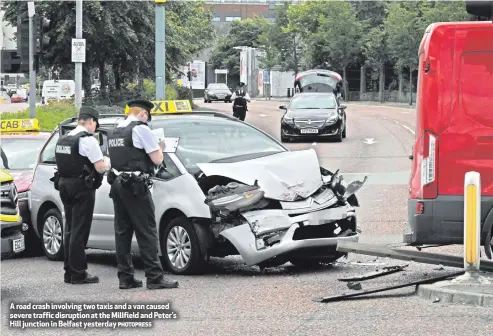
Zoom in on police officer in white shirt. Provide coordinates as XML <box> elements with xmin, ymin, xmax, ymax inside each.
<box><xmin>107</xmin><ymin>99</ymin><xmax>179</xmax><ymax>290</ymax></box>
<box><xmin>54</xmin><ymin>106</ymin><xmax>110</xmax><ymax>284</ymax></box>
<box><xmin>230</xmin><ymin>82</ymin><xmax>251</xmax><ymax>121</ymax></box>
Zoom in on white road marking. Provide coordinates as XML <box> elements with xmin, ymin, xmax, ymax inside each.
<box><xmin>394</xmin><ymin>120</ymin><xmax>400</xmax><ymax>124</ymax></box>
<box><xmin>362</xmin><ymin>138</ymin><xmax>377</xmax><ymax>145</ymax></box>
<box><xmin>259</xmin><ymin>114</ymin><xmax>267</xmax><ymax>117</ymax></box>
<box><xmin>383</xmin><ymin>116</ymin><xmax>388</xmax><ymax>120</ymax></box>
<box><xmin>401</xmin><ymin>124</ymin><xmax>415</xmax><ymax>135</ymax></box>
<box><xmin>312</xmin><ymin>142</ymin><xmax>317</xmax><ymax>146</ymax></box>
<box><xmin>402</xmin><ymin>111</ymin><xmax>411</xmax><ymax>114</ymax></box>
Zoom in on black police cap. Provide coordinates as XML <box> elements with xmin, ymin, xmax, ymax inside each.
<box><xmin>127</xmin><ymin>99</ymin><xmax>154</xmax><ymax>122</ymax></box>
<box><xmin>79</xmin><ymin>106</ymin><xmax>99</xmax><ymax>121</ymax></box>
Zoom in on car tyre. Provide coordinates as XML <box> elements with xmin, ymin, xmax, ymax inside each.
<box><xmin>41</xmin><ymin>208</ymin><xmax>64</xmax><ymax>261</ymax></box>
<box><xmin>334</xmin><ymin>129</ymin><xmax>343</xmax><ymax>142</ymax></box>
<box><xmin>342</xmin><ymin>121</ymin><xmax>347</xmax><ymax>139</ymax></box>
<box><xmin>161</xmin><ymin>217</ymin><xmax>207</xmax><ymax>275</ymax></box>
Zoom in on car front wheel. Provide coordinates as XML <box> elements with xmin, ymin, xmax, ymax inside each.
<box><xmin>41</xmin><ymin>208</ymin><xmax>64</xmax><ymax>261</ymax></box>
<box><xmin>161</xmin><ymin>217</ymin><xmax>207</xmax><ymax>275</ymax></box>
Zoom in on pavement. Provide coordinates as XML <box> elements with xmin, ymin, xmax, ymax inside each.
<box><xmin>417</xmin><ymin>272</ymin><xmax>493</xmax><ymax>307</ymax></box>
<box><xmin>0</xmin><ymin>101</ymin><xmax>30</xmax><ymax>114</ymax></box>
<box><xmin>2</xmin><ymin>99</ymin><xmax>493</xmax><ymax>336</ymax></box>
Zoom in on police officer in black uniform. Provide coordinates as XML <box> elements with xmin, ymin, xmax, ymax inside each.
<box><xmin>230</xmin><ymin>82</ymin><xmax>251</xmax><ymax>121</ymax></box>
<box><xmin>107</xmin><ymin>99</ymin><xmax>179</xmax><ymax>290</ymax></box>
<box><xmin>54</xmin><ymin>106</ymin><xmax>110</xmax><ymax>284</ymax></box>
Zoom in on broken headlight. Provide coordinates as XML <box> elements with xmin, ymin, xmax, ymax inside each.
<box><xmin>205</xmin><ymin>181</ymin><xmax>265</xmax><ymax>213</ymax></box>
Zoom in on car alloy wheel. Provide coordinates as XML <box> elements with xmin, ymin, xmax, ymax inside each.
<box><xmin>161</xmin><ymin>217</ymin><xmax>208</xmax><ymax>275</ymax></box>
<box><xmin>41</xmin><ymin>208</ymin><xmax>64</xmax><ymax>261</ymax></box>
<box><xmin>166</xmin><ymin>226</ymin><xmax>192</xmax><ymax>270</ymax></box>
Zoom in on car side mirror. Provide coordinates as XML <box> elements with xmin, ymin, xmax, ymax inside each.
<box><xmin>339</xmin><ymin>105</ymin><xmax>347</xmax><ymax>110</ymax></box>
<box><xmin>279</xmin><ymin>105</ymin><xmax>287</xmax><ymax>110</ymax></box>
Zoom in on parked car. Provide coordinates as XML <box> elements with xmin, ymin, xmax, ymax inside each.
<box><xmin>204</xmin><ymin>83</ymin><xmax>232</xmax><ymax>103</ymax></box>
<box><xmin>280</xmin><ymin>92</ymin><xmax>347</xmax><ymax>143</ymax></box>
<box><xmin>0</xmin><ymin>169</ymin><xmax>26</xmax><ymax>260</ymax></box>
<box><xmin>30</xmin><ymin>111</ymin><xmax>366</xmax><ymax>274</ymax></box>
<box><xmin>0</xmin><ymin>118</ymin><xmax>51</xmax><ymax>255</ymax></box>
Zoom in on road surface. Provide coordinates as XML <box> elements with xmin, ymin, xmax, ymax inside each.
<box><xmin>1</xmin><ymin>100</ymin><xmax>491</xmax><ymax>336</ymax></box>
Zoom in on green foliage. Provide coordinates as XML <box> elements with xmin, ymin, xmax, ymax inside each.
<box><xmin>1</xmin><ymin>0</ymin><xmax>215</xmax><ymax>94</ymax></box>
<box><xmin>209</xmin><ymin>17</ymin><xmax>266</xmax><ymax>82</ymax></box>
<box><xmin>1</xmin><ymin>101</ymin><xmax>77</xmax><ymax>132</ymax></box>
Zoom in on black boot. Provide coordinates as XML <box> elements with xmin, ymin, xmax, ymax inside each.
<box><xmin>146</xmin><ymin>277</ymin><xmax>179</xmax><ymax>289</ymax></box>
<box><xmin>119</xmin><ymin>278</ymin><xmax>143</xmax><ymax>290</ymax></box>
<box><xmin>71</xmin><ymin>272</ymin><xmax>99</xmax><ymax>284</ymax></box>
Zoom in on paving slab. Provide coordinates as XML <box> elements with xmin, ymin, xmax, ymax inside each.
<box><xmin>417</xmin><ymin>273</ymin><xmax>493</xmax><ymax>307</ymax></box>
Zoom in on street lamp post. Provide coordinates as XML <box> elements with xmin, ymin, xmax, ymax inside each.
<box><xmin>155</xmin><ymin>0</ymin><xmax>166</xmax><ymax>100</ymax></box>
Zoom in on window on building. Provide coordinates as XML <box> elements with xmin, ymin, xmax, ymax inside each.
<box><xmin>268</xmin><ymin>3</ymin><xmax>276</xmax><ymax>9</ymax></box>
<box><xmin>225</xmin><ymin>16</ymin><xmax>241</xmax><ymax>22</ymax></box>
<box><xmin>213</xmin><ymin>16</ymin><xmax>221</xmax><ymax>22</ymax></box>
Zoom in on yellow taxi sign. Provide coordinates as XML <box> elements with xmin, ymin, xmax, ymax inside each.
<box><xmin>125</xmin><ymin>100</ymin><xmax>192</xmax><ymax>115</ymax></box>
<box><xmin>0</xmin><ymin>118</ymin><xmax>40</xmax><ymax>132</ymax></box>
<box><xmin>155</xmin><ymin>0</ymin><xmax>166</xmax><ymax>3</ymax></box>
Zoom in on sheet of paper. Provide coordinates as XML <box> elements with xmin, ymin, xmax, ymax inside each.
<box><xmin>162</xmin><ymin>137</ymin><xmax>179</xmax><ymax>153</ymax></box>
<box><xmin>152</xmin><ymin>128</ymin><xmax>165</xmax><ymax>142</ymax></box>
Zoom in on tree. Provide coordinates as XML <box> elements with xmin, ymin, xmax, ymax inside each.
<box><xmin>362</xmin><ymin>26</ymin><xmax>390</xmax><ymax>102</ymax></box>
<box><xmin>209</xmin><ymin>17</ymin><xmax>265</xmax><ymax>84</ymax></box>
<box><xmin>383</xmin><ymin>2</ymin><xmax>423</xmax><ymax>104</ymax></box>
<box><xmin>1</xmin><ymin>0</ymin><xmax>215</xmax><ymax>101</ymax></box>
<box><xmin>309</xmin><ymin>1</ymin><xmax>363</xmax><ymax>99</ymax></box>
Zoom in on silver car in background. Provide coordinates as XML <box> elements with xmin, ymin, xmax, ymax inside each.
<box><xmin>29</xmin><ymin>111</ymin><xmax>365</xmax><ymax>275</ymax></box>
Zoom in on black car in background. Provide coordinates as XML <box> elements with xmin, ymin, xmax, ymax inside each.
<box><xmin>280</xmin><ymin>92</ymin><xmax>347</xmax><ymax>142</ymax></box>
<box><xmin>204</xmin><ymin>83</ymin><xmax>232</xmax><ymax>103</ymax></box>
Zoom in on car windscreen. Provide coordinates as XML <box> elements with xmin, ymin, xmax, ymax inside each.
<box><xmin>290</xmin><ymin>95</ymin><xmax>337</xmax><ymax>109</ymax></box>
<box><xmin>151</xmin><ymin>117</ymin><xmax>286</xmax><ymax>173</ymax></box>
<box><xmin>298</xmin><ymin>74</ymin><xmax>339</xmax><ymax>93</ymax></box>
<box><xmin>208</xmin><ymin>84</ymin><xmax>229</xmax><ymax>90</ymax></box>
<box><xmin>0</xmin><ymin>138</ymin><xmax>46</xmax><ymax>170</ymax></box>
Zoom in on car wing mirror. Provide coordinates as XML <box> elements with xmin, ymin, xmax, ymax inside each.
<box><xmin>339</xmin><ymin>105</ymin><xmax>347</xmax><ymax>110</ymax></box>
<box><xmin>279</xmin><ymin>105</ymin><xmax>287</xmax><ymax>110</ymax></box>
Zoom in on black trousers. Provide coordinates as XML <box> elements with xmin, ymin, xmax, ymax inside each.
<box><xmin>110</xmin><ymin>177</ymin><xmax>164</xmax><ymax>283</ymax></box>
<box><xmin>233</xmin><ymin>106</ymin><xmax>246</xmax><ymax>121</ymax></box>
<box><xmin>59</xmin><ymin>177</ymin><xmax>95</xmax><ymax>280</ymax></box>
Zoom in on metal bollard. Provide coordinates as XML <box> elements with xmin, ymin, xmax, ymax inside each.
<box><xmin>287</xmin><ymin>88</ymin><xmax>291</xmax><ymax>98</ymax></box>
<box><xmin>454</xmin><ymin>171</ymin><xmax>490</xmax><ymax>283</ymax></box>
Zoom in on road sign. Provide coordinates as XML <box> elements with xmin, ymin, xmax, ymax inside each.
<box><xmin>263</xmin><ymin>70</ymin><xmax>270</xmax><ymax>84</ymax></box>
<box><xmin>71</xmin><ymin>38</ymin><xmax>86</xmax><ymax>63</ymax></box>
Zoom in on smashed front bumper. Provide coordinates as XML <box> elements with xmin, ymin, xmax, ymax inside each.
<box><xmin>219</xmin><ymin>205</ymin><xmax>358</xmax><ymax>266</ymax></box>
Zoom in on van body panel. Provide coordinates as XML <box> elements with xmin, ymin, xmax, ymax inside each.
<box><xmin>407</xmin><ymin>21</ymin><xmax>493</xmax><ymax>245</ymax></box>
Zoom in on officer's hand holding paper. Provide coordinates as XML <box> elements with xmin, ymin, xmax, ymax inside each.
<box><xmin>152</xmin><ymin>128</ymin><xmax>179</xmax><ymax>153</ymax></box>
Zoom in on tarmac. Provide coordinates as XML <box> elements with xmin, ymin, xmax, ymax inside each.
<box><xmin>417</xmin><ymin>271</ymin><xmax>493</xmax><ymax>307</ymax></box>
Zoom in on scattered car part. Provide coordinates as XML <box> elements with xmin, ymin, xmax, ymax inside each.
<box><xmin>346</xmin><ymin>281</ymin><xmax>362</xmax><ymax>290</ymax></box>
<box><xmin>336</xmin><ymin>241</ymin><xmax>493</xmax><ymax>272</ymax></box>
<box><xmin>313</xmin><ymin>271</ymin><xmax>464</xmax><ymax>303</ymax></box>
<box><xmin>338</xmin><ymin>264</ymin><xmax>409</xmax><ymax>282</ymax></box>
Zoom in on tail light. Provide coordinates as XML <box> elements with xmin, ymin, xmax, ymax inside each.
<box><xmin>420</xmin><ymin>131</ymin><xmax>438</xmax><ymax>198</ymax></box>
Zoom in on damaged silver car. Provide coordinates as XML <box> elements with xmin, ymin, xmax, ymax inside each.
<box><xmin>30</xmin><ymin>112</ymin><xmax>366</xmax><ymax>275</ymax></box>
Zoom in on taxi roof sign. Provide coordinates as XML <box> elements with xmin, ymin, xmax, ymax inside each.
<box><xmin>0</xmin><ymin>118</ymin><xmax>40</xmax><ymax>132</ymax></box>
<box><xmin>124</xmin><ymin>100</ymin><xmax>192</xmax><ymax>115</ymax></box>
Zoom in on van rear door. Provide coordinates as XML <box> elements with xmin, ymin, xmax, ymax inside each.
<box><xmin>439</xmin><ymin>24</ymin><xmax>493</xmax><ymax>197</ymax></box>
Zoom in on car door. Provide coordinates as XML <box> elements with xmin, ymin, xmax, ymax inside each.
<box><xmin>88</xmin><ymin>130</ymin><xmax>117</xmax><ymax>251</ymax></box>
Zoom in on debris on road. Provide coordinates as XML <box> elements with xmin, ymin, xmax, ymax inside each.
<box><xmin>347</xmin><ymin>281</ymin><xmax>362</xmax><ymax>290</ymax></box>
<box><xmin>313</xmin><ymin>271</ymin><xmax>464</xmax><ymax>303</ymax></box>
<box><xmin>338</xmin><ymin>265</ymin><xmax>409</xmax><ymax>282</ymax></box>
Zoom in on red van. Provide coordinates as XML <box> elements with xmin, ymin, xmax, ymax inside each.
<box><xmin>405</xmin><ymin>12</ymin><xmax>493</xmax><ymax>252</ymax></box>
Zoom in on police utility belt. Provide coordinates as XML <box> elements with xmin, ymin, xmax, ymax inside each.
<box><xmin>107</xmin><ymin>168</ymin><xmax>153</xmax><ymax>197</ymax></box>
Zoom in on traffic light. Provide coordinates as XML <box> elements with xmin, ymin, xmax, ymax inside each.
<box><xmin>35</xmin><ymin>16</ymin><xmax>51</xmax><ymax>54</ymax></box>
<box><xmin>16</xmin><ymin>14</ymin><xmax>30</xmax><ymax>65</ymax></box>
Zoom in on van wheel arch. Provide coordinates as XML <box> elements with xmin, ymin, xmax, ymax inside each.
<box><xmin>481</xmin><ymin>207</ymin><xmax>493</xmax><ymax>259</ymax></box>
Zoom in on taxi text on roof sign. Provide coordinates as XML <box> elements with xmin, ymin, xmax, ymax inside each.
<box><xmin>124</xmin><ymin>100</ymin><xmax>192</xmax><ymax>115</ymax></box>
<box><xmin>0</xmin><ymin>118</ymin><xmax>40</xmax><ymax>132</ymax></box>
